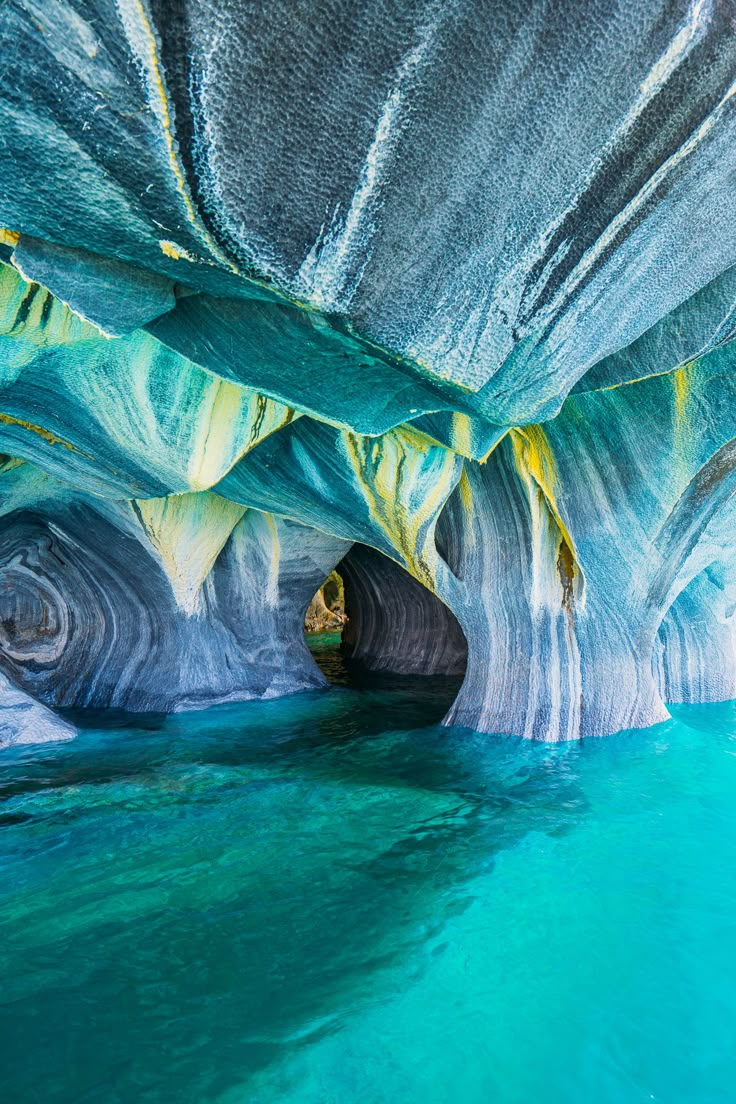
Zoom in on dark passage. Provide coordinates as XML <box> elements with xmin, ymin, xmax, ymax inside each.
<box><xmin>305</xmin><ymin>545</ymin><xmax>467</xmax><ymax>715</ymax></box>
<box><xmin>338</xmin><ymin>545</ymin><xmax>467</xmax><ymax>677</ymax></box>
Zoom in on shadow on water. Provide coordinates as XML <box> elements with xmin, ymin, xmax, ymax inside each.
<box><xmin>0</xmin><ymin>641</ymin><xmax>589</xmax><ymax>1104</ymax></box>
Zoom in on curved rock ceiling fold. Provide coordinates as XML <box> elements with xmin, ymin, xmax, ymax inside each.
<box><xmin>2</xmin><ymin>0</ymin><xmax>736</xmax><ymax>744</ymax></box>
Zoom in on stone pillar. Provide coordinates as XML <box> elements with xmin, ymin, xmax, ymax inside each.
<box><xmin>437</xmin><ymin>438</ymin><xmax>669</xmax><ymax>740</ymax></box>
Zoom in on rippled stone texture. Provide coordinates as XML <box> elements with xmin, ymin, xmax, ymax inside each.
<box><xmin>339</xmin><ymin>545</ymin><xmax>467</xmax><ymax>677</ymax></box>
<box><xmin>2</xmin><ymin>1</ymin><xmax>736</xmax><ymax>741</ymax></box>
<box><xmin>0</xmin><ymin>464</ymin><xmax>349</xmax><ymax>714</ymax></box>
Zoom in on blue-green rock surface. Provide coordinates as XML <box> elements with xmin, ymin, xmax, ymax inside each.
<box><xmin>1</xmin><ymin>1</ymin><xmax>736</xmax><ymax>742</ymax></box>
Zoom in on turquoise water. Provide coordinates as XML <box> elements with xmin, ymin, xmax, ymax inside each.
<box><xmin>2</xmin><ymin>640</ymin><xmax>736</xmax><ymax>1103</ymax></box>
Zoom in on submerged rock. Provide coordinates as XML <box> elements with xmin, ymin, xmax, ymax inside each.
<box><xmin>2</xmin><ymin>1</ymin><xmax>736</xmax><ymax>740</ymax></box>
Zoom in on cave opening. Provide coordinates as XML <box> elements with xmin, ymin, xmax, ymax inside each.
<box><xmin>303</xmin><ymin>569</ymin><xmax>347</xmax><ymax>638</ymax></box>
<box><xmin>304</xmin><ymin>544</ymin><xmax>468</xmax><ymax>716</ymax></box>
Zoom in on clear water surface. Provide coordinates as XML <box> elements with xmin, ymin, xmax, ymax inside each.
<box><xmin>2</xmin><ymin>635</ymin><xmax>736</xmax><ymax>1103</ymax></box>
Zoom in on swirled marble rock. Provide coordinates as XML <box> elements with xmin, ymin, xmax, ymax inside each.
<box><xmin>0</xmin><ymin>671</ymin><xmax>75</xmax><ymax>749</ymax></box>
<box><xmin>656</xmin><ymin>567</ymin><xmax>736</xmax><ymax>705</ymax></box>
<box><xmin>3</xmin><ymin>2</ymin><xmax>736</xmax><ymax>743</ymax></box>
<box><xmin>3</xmin><ymin>1</ymin><xmax>736</xmax><ymax>427</ymax></box>
<box><xmin>0</xmin><ymin>464</ymin><xmax>349</xmax><ymax>713</ymax></box>
<box><xmin>0</xmin><ymin>261</ymin><xmax>297</xmax><ymax>497</ymax></box>
<box><xmin>654</xmin><ymin>487</ymin><xmax>736</xmax><ymax>705</ymax></box>
<box><xmin>215</xmin><ymin>345</ymin><xmax>736</xmax><ymax>739</ymax></box>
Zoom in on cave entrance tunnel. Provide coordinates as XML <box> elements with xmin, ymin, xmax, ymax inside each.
<box><xmin>303</xmin><ymin>543</ymin><xmax>468</xmax><ymax>709</ymax></box>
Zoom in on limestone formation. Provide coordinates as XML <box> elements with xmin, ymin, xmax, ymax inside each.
<box><xmin>2</xmin><ymin>1</ymin><xmax>736</xmax><ymax>742</ymax></box>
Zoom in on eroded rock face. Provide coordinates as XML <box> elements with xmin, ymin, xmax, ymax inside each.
<box><xmin>656</xmin><ymin>570</ymin><xmax>736</xmax><ymax>705</ymax></box>
<box><xmin>339</xmin><ymin>545</ymin><xmax>467</xmax><ymax>677</ymax></box>
<box><xmin>0</xmin><ymin>671</ymin><xmax>75</xmax><ymax>749</ymax></box>
<box><xmin>2</xmin><ymin>2</ymin><xmax>736</xmax><ymax>742</ymax></box>
<box><xmin>0</xmin><ymin>466</ymin><xmax>349</xmax><ymax>714</ymax></box>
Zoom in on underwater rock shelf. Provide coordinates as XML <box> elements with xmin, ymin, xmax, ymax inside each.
<box><xmin>1</xmin><ymin>0</ymin><xmax>736</xmax><ymax>745</ymax></box>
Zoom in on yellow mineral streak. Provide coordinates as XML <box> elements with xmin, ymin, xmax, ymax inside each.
<box><xmin>671</xmin><ymin>361</ymin><xmax>695</xmax><ymax>481</ymax></box>
<box><xmin>449</xmin><ymin>411</ymin><xmax>473</xmax><ymax>458</ymax></box>
<box><xmin>0</xmin><ymin>412</ymin><xmax>76</xmax><ymax>451</ymax></box>
<box><xmin>0</xmin><ymin>229</ymin><xmax>20</xmax><ymax>248</ymax></box>
<box><xmin>158</xmin><ymin>240</ymin><xmax>194</xmax><ymax>262</ymax></box>
<box><xmin>188</xmin><ymin>384</ymin><xmax>298</xmax><ymax>492</ymax></box>
<box><xmin>598</xmin><ymin>359</ymin><xmax>697</xmax><ymax>395</ymax></box>
<box><xmin>343</xmin><ymin>424</ymin><xmax>458</xmax><ymax>589</ymax></box>
<box><xmin>187</xmin><ymin>379</ymin><xmax>251</xmax><ymax>492</ymax></box>
<box><xmin>0</xmin><ymin>457</ymin><xmax>25</xmax><ymax>475</ymax></box>
<box><xmin>457</xmin><ymin>465</ymin><xmax>473</xmax><ymax>513</ymax></box>
<box><xmin>134</xmin><ymin>491</ymin><xmax>246</xmax><ymax>614</ymax></box>
<box><xmin>511</xmin><ymin>424</ymin><xmax>581</xmax><ymax>593</ymax></box>
<box><xmin>451</xmin><ymin>464</ymin><xmax>476</xmax><ymax>559</ymax></box>
<box><xmin>512</xmin><ymin>426</ymin><xmax>564</xmax><ymax>525</ymax></box>
<box><xmin>0</xmin><ymin>263</ymin><xmax>95</xmax><ymax>347</ymax></box>
<box><xmin>673</xmin><ymin>362</ymin><xmax>692</xmax><ymax>424</ymax></box>
<box><xmin>121</xmin><ymin>0</ymin><xmax>237</xmax><ymax>272</ymax></box>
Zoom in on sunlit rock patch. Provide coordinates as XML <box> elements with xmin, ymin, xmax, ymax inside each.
<box><xmin>2</xmin><ymin>0</ymin><xmax>736</xmax><ymax>743</ymax></box>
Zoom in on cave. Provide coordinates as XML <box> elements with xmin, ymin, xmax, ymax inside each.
<box><xmin>305</xmin><ymin>543</ymin><xmax>468</xmax><ymax>690</ymax></box>
<box><xmin>7</xmin><ymin>7</ymin><xmax>736</xmax><ymax>1101</ymax></box>
<box><xmin>338</xmin><ymin>545</ymin><xmax>467</xmax><ymax>679</ymax></box>
<box><xmin>1</xmin><ymin>0</ymin><xmax>736</xmax><ymax>748</ymax></box>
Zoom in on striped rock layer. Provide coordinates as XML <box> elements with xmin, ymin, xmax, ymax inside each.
<box><xmin>2</xmin><ymin>0</ymin><xmax>736</xmax><ymax>743</ymax></box>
